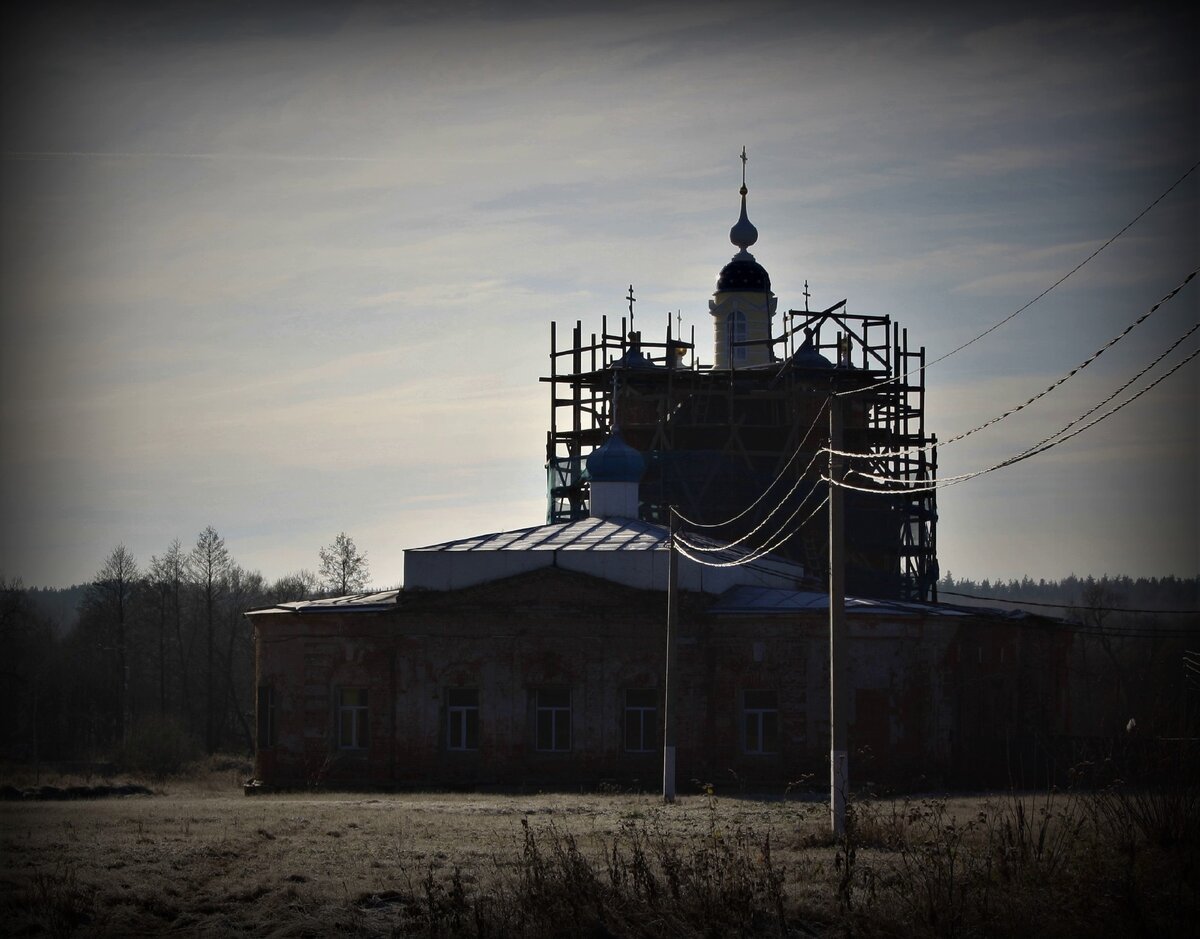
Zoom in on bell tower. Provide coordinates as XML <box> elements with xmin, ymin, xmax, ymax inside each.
<box><xmin>709</xmin><ymin>147</ymin><xmax>778</xmax><ymax>368</ymax></box>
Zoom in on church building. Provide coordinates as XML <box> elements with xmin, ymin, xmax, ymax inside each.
<box><xmin>247</xmin><ymin>158</ymin><xmax>1076</xmax><ymax>792</ymax></box>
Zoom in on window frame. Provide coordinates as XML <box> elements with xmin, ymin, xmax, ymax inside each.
<box><xmin>534</xmin><ymin>687</ymin><xmax>572</xmax><ymax>753</ymax></box>
<box><xmin>336</xmin><ymin>687</ymin><xmax>370</xmax><ymax>750</ymax></box>
<box><xmin>727</xmin><ymin>310</ymin><xmax>748</xmax><ymax>363</ymax></box>
<box><xmin>742</xmin><ymin>688</ymin><xmax>780</xmax><ymax>755</ymax></box>
<box><xmin>446</xmin><ymin>687</ymin><xmax>480</xmax><ymax>751</ymax></box>
<box><xmin>623</xmin><ymin>688</ymin><xmax>658</xmax><ymax>753</ymax></box>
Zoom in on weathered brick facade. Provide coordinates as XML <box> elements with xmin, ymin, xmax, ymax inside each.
<box><xmin>250</xmin><ymin>567</ymin><xmax>1074</xmax><ymax>791</ymax></box>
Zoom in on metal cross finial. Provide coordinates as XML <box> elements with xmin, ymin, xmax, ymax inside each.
<box><xmin>740</xmin><ymin>146</ymin><xmax>748</xmax><ymax>194</ymax></box>
<box><xmin>627</xmin><ymin>285</ymin><xmax>636</xmax><ymax>318</ymax></box>
<box><xmin>803</xmin><ymin>279</ymin><xmax>811</xmax><ymax>313</ymax></box>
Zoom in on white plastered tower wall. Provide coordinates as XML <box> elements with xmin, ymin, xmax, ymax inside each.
<box><xmin>710</xmin><ymin>290</ymin><xmax>778</xmax><ymax>368</ymax></box>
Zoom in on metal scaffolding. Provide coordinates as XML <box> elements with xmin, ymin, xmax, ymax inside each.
<box><xmin>542</xmin><ymin>303</ymin><xmax>938</xmax><ymax>601</ymax></box>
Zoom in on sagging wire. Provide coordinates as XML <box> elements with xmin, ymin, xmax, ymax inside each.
<box><xmin>672</xmin><ymin>446</ymin><xmax>825</xmax><ymax>553</ymax></box>
<box><xmin>825</xmin><ymin>266</ymin><xmax>1198</xmax><ymax>461</ymax></box>
<box><xmin>829</xmin><ymin>343</ymin><xmax>1200</xmax><ymax>495</ymax></box>
<box><xmin>988</xmin><ymin>318</ymin><xmax>1200</xmax><ymax>467</ymax></box>
<box><xmin>937</xmin><ymin>590</ymin><xmax>1199</xmax><ymax>615</ymax></box>
<box><xmin>672</xmin><ymin>396</ymin><xmax>831</xmax><ymax>530</ymax></box>
<box><xmin>673</xmin><ymin>491</ymin><xmax>831</xmax><ymax>569</ymax></box>
<box><xmin>832</xmin><ymin>159</ymin><xmax>1200</xmax><ymax>400</ymax></box>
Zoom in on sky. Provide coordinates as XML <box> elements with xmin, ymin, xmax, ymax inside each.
<box><xmin>1</xmin><ymin>1</ymin><xmax>1196</xmax><ymax>590</ymax></box>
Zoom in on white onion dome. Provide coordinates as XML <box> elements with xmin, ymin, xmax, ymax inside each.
<box><xmin>585</xmin><ymin>431</ymin><xmax>645</xmax><ymax>483</ymax></box>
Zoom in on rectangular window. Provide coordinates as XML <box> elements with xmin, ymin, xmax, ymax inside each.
<box><xmin>624</xmin><ymin>688</ymin><xmax>657</xmax><ymax>752</ymax></box>
<box><xmin>743</xmin><ymin>689</ymin><xmax>779</xmax><ymax>754</ymax></box>
<box><xmin>535</xmin><ymin>688</ymin><xmax>571</xmax><ymax>752</ymax></box>
<box><xmin>337</xmin><ymin>688</ymin><xmax>369</xmax><ymax>750</ymax></box>
<box><xmin>256</xmin><ymin>685</ymin><xmax>275</xmax><ymax>749</ymax></box>
<box><xmin>447</xmin><ymin>688</ymin><xmax>479</xmax><ymax>751</ymax></box>
<box><xmin>728</xmin><ymin>311</ymin><xmax>748</xmax><ymax>363</ymax></box>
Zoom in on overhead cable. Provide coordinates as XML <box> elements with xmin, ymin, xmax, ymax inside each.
<box><xmin>938</xmin><ymin>590</ymin><xmax>1199</xmax><ymax>615</ymax></box>
<box><xmin>826</xmin><ymin>267</ymin><xmax>1198</xmax><ymax>460</ymax></box>
<box><xmin>991</xmin><ymin>318</ymin><xmax>1200</xmax><ymax>468</ymax></box>
<box><xmin>674</xmin><ymin>493</ymin><xmax>830</xmax><ymax>568</ymax></box>
<box><xmin>673</xmin><ymin>448</ymin><xmax>825</xmax><ymax>553</ymax></box>
<box><xmin>829</xmin><ymin>343</ymin><xmax>1200</xmax><ymax>494</ymax></box>
<box><xmin>834</xmin><ymin>158</ymin><xmax>1200</xmax><ymax>399</ymax></box>
<box><xmin>673</xmin><ymin>396</ymin><xmax>830</xmax><ymax>530</ymax></box>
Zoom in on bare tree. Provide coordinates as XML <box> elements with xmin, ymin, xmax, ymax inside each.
<box><xmin>1</xmin><ymin>576</ymin><xmax>59</xmax><ymax>771</ymax></box>
<box><xmin>148</xmin><ymin>540</ymin><xmax>186</xmax><ymax>716</ymax></box>
<box><xmin>221</xmin><ymin>565</ymin><xmax>263</xmax><ymax>753</ymax></box>
<box><xmin>318</xmin><ymin>532</ymin><xmax>369</xmax><ymax>596</ymax></box>
<box><xmin>86</xmin><ymin>545</ymin><xmax>139</xmax><ymax>747</ymax></box>
<box><xmin>269</xmin><ymin>569</ymin><xmax>319</xmax><ymax>603</ymax></box>
<box><xmin>190</xmin><ymin>526</ymin><xmax>229</xmax><ymax>753</ymax></box>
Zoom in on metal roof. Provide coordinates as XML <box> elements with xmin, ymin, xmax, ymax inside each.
<box><xmin>410</xmin><ymin>517</ymin><xmax>668</xmax><ymax>554</ymax></box>
<box><xmin>405</xmin><ymin>516</ymin><xmax>805</xmax><ymax>594</ymax></box>
<box><xmin>246</xmin><ymin>589</ymin><xmax>400</xmax><ymax>616</ymax></box>
<box><xmin>711</xmin><ymin>585</ymin><xmax>972</xmax><ymax>616</ymax></box>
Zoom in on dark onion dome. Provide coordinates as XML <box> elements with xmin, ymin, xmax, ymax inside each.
<box><xmin>717</xmin><ymin>178</ymin><xmax>771</xmax><ymax>292</ymax></box>
<box><xmin>585</xmin><ymin>430</ymin><xmax>645</xmax><ymax>483</ymax></box>
<box><xmin>716</xmin><ymin>256</ymin><xmax>771</xmax><ymax>293</ymax></box>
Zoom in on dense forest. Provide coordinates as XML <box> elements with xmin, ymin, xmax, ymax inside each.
<box><xmin>937</xmin><ymin>571</ymin><xmax>1198</xmax><ymax>618</ymax></box>
<box><xmin>2</xmin><ymin>542</ymin><xmax>1195</xmax><ymax>770</ymax></box>
<box><xmin>0</xmin><ymin>527</ymin><xmax>370</xmax><ymax>770</ymax></box>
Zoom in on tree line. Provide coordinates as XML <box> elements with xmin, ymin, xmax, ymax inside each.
<box><xmin>3</xmin><ymin>555</ymin><xmax>1192</xmax><ymax>769</ymax></box>
<box><xmin>0</xmin><ymin>528</ymin><xmax>369</xmax><ymax>767</ymax></box>
<box><xmin>937</xmin><ymin>572</ymin><xmax>1198</xmax><ymax>617</ymax></box>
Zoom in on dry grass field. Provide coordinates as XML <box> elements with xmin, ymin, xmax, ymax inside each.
<box><xmin>1</xmin><ymin>761</ymin><xmax>1195</xmax><ymax>937</ymax></box>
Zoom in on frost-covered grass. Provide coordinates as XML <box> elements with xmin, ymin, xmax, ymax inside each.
<box><xmin>1</xmin><ymin>768</ymin><xmax>1195</xmax><ymax>937</ymax></box>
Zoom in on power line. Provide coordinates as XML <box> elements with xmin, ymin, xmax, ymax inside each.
<box><xmin>991</xmin><ymin>318</ymin><xmax>1200</xmax><ymax>469</ymax></box>
<box><xmin>674</xmin><ymin>492</ymin><xmax>830</xmax><ymax>568</ymax></box>
<box><xmin>834</xmin><ymin>341</ymin><xmax>1200</xmax><ymax>494</ymax></box>
<box><xmin>673</xmin><ymin>397</ymin><xmax>830</xmax><ymax>531</ymax></box>
<box><xmin>939</xmin><ymin>590</ymin><xmax>1198</xmax><ymax>615</ymax></box>
<box><xmin>673</xmin><ymin>448</ymin><xmax>825</xmax><ymax>553</ymax></box>
<box><xmin>835</xmin><ymin>158</ymin><xmax>1200</xmax><ymax>399</ymax></box>
<box><xmin>826</xmin><ymin>267</ymin><xmax>1198</xmax><ymax>461</ymax></box>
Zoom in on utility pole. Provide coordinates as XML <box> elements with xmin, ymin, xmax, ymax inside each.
<box><xmin>663</xmin><ymin>507</ymin><xmax>679</xmax><ymax>803</ymax></box>
<box><xmin>828</xmin><ymin>387</ymin><xmax>849</xmax><ymax>835</ymax></box>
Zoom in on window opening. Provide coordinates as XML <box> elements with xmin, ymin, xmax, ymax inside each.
<box><xmin>624</xmin><ymin>688</ymin><xmax>658</xmax><ymax>752</ymax></box>
<box><xmin>743</xmin><ymin>689</ymin><xmax>779</xmax><ymax>754</ymax></box>
<box><xmin>447</xmin><ymin>688</ymin><xmax>480</xmax><ymax>750</ymax></box>
<box><xmin>338</xmin><ymin>688</ymin><xmax>369</xmax><ymax>749</ymax></box>
<box><xmin>536</xmin><ymin>688</ymin><xmax>571</xmax><ymax>752</ymax></box>
<box><xmin>727</xmin><ymin>310</ymin><xmax>748</xmax><ymax>363</ymax></box>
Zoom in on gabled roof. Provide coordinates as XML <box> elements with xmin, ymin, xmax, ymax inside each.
<box><xmin>409</xmin><ymin>516</ymin><xmax>666</xmax><ymax>554</ymax></box>
<box><xmin>404</xmin><ymin>516</ymin><xmax>804</xmax><ymax>595</ymax></box>
<box><xmin>246</xmin><ymin>589</ymin><xmax>399</xmax><ymax>616</ymax></box>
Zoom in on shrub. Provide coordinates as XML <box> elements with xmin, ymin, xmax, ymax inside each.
<box><xmin>120</xmin><ymin>715</ymin><xmax>200</xmax><ymax>778</ymax></box>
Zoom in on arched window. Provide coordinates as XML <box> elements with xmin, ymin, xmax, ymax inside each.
<box><xmin>727</xmin><ymin>310</ymin><xmax>748</xmax><ymax>363</ymax></box>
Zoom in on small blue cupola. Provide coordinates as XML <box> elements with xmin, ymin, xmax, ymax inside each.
<box><xmin>586</xmin><ymin>430</ymin><xmax>644</xmax><ymax>519</ymax></box>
